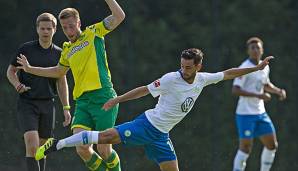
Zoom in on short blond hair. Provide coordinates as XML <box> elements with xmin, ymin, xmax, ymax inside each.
<box><xmin>58</xmin><ymin>8</ymin><xmax>80</xmax><ymax>21</ymax></box>
<box><xmin>36</xmin><ymin>13</ymin><xmax>57</xmax><ymax>28</ymax></box>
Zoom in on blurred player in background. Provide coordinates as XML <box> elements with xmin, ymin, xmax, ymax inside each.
<box><xmin>34</xmin><ymin>48</ymin><xmax>273</xmax><ymax>171</ymax></box>
<box><xmin>232</xmin><ymin>37</ymin><xmax>286</xmax><ymax>171</ymax></box>
<box><xmin>6</xmin><ymin>13</ymin><xmax>71</xmax><ymax>171</ymax></box>
<box><xmin>16</xmin><ymin>0</ymin><xmax>125</xmax><ymax>170</ymax></box>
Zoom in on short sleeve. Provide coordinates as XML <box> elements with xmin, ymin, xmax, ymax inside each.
<box><xmin>59</xmin><ymin>43</ymin><xmax>70</xmax><ymax>67</ymax></box>
<box><xmin>264</xmin><ymin>66</ymin><xmax>270</xmax><ymax>84</ymax></box>
<box><xmin>147</xmin><ymin>73</ymin><xmax>172</xmax><ymax>98</ymax></box>
<box><xmin>202</xmin><ymin>72</ymin><xmax>224</xmax><ymax>86</ymax></box>
<box><xmin>233</xmin><ymin>63</ymin><xmax>247</xmax><ymax>87</ymax></box>
<box><xmin>233</xmin><ymin>75</ymin><xmax>247</xmax><ymax>87</ymax></box>
<box><xmin>10</xmin><ymin>44</ymin><xmax>24</xmax><ymax>66</ymax></box>
<box><xmin>87</xmin><ymin>21</ymin><xmax>111</xmax><ymax>37</ymax></box>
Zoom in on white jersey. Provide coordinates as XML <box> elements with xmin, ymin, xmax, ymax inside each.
<box><xmin>145</xmin><ymin>71</ymin><xmax>224</xmax><ymax>133</ymax></box>
<box><xmin>233</xmin><ymin>59</ymin><xmax>270</xmax><ymax>115</ymax></box>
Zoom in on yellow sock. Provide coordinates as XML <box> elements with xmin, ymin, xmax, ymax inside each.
<box><xmin>105</xmin><ymin>150</ymin><xmax>121</xmax><ymax>171</ymax></box>
<box><xmin>85</xmin><ymin>152</ymin><xmax>107</xmax><ymax>171</ymax></box>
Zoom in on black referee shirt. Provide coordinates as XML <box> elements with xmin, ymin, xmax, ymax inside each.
<box><xmin>10</xmin><ymin>40</ymin><xmax>62</xmax><ymax>100</ymax></box>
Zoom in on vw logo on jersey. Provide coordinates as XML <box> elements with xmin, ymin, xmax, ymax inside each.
<box><xmin>181</xmin><ymin>97</ymin><xmax>194</xmax><ymax>113</ymax></box>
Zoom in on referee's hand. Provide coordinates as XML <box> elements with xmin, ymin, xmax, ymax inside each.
<box><xmin>15</xmin><ymin>83</ymin><xmax>31</xmax><ymax>93</ymax></box>
<box><xmin>16</xmin><ymin>54</ymin><xmax>31</xmax><ymax>72</ymax></box>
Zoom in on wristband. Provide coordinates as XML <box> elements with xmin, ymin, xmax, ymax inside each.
<box><xmin>16</xmin><ymin>83</ymin><xmax>24</xmax><ymax>92</ymax></box>
<box><xmin>63</xmin><ymin>105</ymin><xmax>71</xmax><ymax>110</ymax></box>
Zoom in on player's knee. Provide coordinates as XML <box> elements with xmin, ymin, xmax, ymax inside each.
<box><xmin>159</xmin><ymin>161</ymin><xmax>179</xmax><ymax>171</ymax></box>
<box><xmin>266</xmin><ymin>141</ymin><xmax>278</xmax><ymax>150</ymax></box>
<box><xmin>239</xmin><ymin>143</ymin><xmax>253</xmax><ymax>154</ymax></box>
<box><xmin>100</xmin><ymin>128</ymin><xmax>121</xmax><ymax>144</ymax></box>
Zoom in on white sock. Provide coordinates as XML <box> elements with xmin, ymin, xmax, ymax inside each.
<box><xmin>56</xmin><ymin>131</ymin><xmax>99</xmax><ymax>150</ymax></box>
<box><xmin>233</xmin><ymin>150</ymin><xmax>249</xmax><ymax>171</ymax></box>
<box><xmin>260</xmin><ymin>147</ymin><xmax>276</xmax><ymax>171</ymax></box>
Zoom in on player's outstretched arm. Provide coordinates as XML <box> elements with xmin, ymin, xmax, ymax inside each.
<box><xmin>103</xmin><ymin>86</ymin><xmax>150</xmax><ymax>110</ymax></box>
<box><xmin>103</xmin><ymin>0</ymin><xmax>125</xmax><ymax>31</ymax></box>
<box><xmin>16</xmin><ymin>54</ymin><xmax>69</xmax><ymax>78</ymax></box>
<box><xmin>223</xmin><ymin>56</ymin><xmax>274</xmax><ymax>80</ymax></box>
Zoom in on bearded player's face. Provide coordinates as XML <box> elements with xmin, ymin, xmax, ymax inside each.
<box><xmin>60</xmin><ymin>17</ymin><xmax>81</xmax><ymax>43</ymax></box>
<box><xmin>180</xmin><ymin>58</ymin><xmax>201</xmax><ymax>80</ymax></box>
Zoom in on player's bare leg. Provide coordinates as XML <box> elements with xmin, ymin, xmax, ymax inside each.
<box><xmin>159</xmin><ymin>160</ymin><xmax>179</xmax><ymax>171</ymax></box>
<box><xmin>98</xmin><ymin>128</ymin><xmax>121</xmax><ymax>144</ymax></box>
<box><xmin>24</xmin><ymin>131</ymin><xmax>39</xmax><ymax>158</ymax></box>
<box><xmin>239</xmin><ymin>138</ymin><xmax>254</xmax><ymax>154</ymax></box>
<box><xmin>96</xmin><ymin>142</ymin><xmax>121</xmax><ymax>170</ymax></box>
<box><xmin>24</xmin><ymin>131</ymin><xmax>40</xmax><ymax>171</ymax></box>
<box><xmin>73</xmin><ymin>128</ymin><xmax>94</xmax><ymax>161</ymax></box>
<box><xmin>73</xmin><ymin>128</ymin><xmax>110</xmax><ymax>170</ymax></box>
<box><xmin>35</xmin><ymin>128</ymin><xmax>121</xmax><ymax>160</ymax></box>
<box><xmin>97</xmin><ymin>144</ymin><xmax>112</xmax><ymax>159</ymax></box>
<box><xmin>259</xmin><ymin>133</ymin><xmax>277</xmax><ymax>150</ymax></box>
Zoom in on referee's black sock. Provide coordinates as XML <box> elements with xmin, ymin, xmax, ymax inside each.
<box><xmin>39</xmin><ymin>158</ymin><xmax>46</xmax><ymax>171</ymax></box>
<box><xmin>26</xmin><ymin>157</ymin><xmax>40</xmax><ymax>171</ymax></box>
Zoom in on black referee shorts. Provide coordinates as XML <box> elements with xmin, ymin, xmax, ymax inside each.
<box><xmin>17</xmin><ymin>98</ymin><xmax>55</xmax><ymax>139</ymax></box>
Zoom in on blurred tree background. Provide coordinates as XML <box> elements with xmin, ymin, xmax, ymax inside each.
<box><xmin>0</xmin><ymin>0</ymin><xmax>297</xmax><ymax>170</ymax></box>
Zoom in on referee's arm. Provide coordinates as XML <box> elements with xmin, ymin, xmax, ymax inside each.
<box><xmin>7</xmin><ymin>65</ymin><xmax>21</xmax><ymax>89</ymax></box>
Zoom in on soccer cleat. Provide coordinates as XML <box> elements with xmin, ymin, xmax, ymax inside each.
<box><xmin>35</xmin><ymin>138</ymin><xmax>58</xmax><ymax>160</ymax></box>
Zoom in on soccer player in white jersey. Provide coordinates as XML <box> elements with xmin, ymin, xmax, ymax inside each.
<box><xmin>232</xmin><ymin>37</ymin><xmax>286</xmax><ymax>171</ymax></box>
<box><xmin>36</xmin><ymin>48</ymin><xmax>273</xmax><ymax>171</ymax></box>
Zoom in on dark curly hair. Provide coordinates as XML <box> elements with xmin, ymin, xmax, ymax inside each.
<box><xmin>181</xmin><ymin>48</ymin><xmax>204</xmax><ymax>64</ymax></box>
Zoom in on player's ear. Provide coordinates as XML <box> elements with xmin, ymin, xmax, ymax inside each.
<box><xmin>196</xmin><ymin>64</ymin><xmax>202</xmax><ymax>71</ymax></box>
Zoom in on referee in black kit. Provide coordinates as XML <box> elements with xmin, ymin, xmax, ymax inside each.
<box><xmin>7</xmin><ymin>13</ymin><xmax>71</xmax><ymax>171</ymax></box>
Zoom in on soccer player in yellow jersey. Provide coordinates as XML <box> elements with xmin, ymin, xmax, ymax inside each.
<box><xmin>16</xmin><ymin>0</ymin><xmax>125</xmax><ymax>170</ymax></box>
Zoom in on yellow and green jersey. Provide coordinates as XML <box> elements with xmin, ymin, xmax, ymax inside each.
<box><xmin>59</xmin><ymin>21</ymin><xmax>113</xmax><ymax>99</ymax></box>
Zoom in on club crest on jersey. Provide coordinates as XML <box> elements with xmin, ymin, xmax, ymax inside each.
<box><xmin>181</xmin><ymin>97</ymin><xmax>194</xmax><ymax>113</ymax></box>
<box><xmin>124</xmin><ymin>130</ymin><xmax>131</xmax><ymax>137</ymax></box>
<box><xmin>67</xmin><ymin>41</ymin><xmax>89</xmax><ymax>58</ymax></box>
<box><xmin>154</xmin><ymin>80</ymin><xmax>161</xmax><ymax>88</ymax></box>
